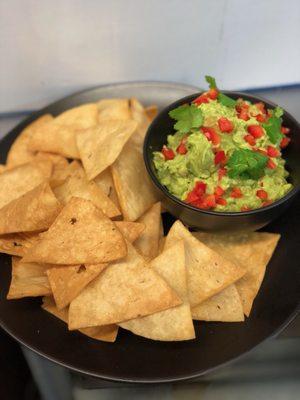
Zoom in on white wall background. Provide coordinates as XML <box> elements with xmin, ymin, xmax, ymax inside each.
<box><xmin>0</xmin><ymin>0</ymin><xmax>299</xmax><ymax>113</ymax></box>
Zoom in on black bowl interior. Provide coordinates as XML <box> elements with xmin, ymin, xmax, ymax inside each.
<box><xmin>144</xmin><ymin>91</ymin><xmax>300</xmax><ymax>215</ymax></box>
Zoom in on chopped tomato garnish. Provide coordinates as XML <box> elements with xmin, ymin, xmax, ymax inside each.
<box><xmin>194</xmin><ymin>181</ymin><xmax>207</xmax><ymax>196</ymax></box>
<box><xmin>247</xmin><ymin>125</ymin><xmax>264</xmax><ymax>138</ymax></box>
<box><xmin>280</xmin><ymin>137</ymin><xmax>291</xmax><ymax>148</ymax></box>
<box><xmin>201</xmin><ymin>127</ymin><xmax>220</xmax><ymax>146</ymax></box>
<box><xmin>230</xmin><ymin>187</ymin><xmax>243</xmax><ymax>198</ymax></box>
<box><xmin>254</xmin><ymin>148</ymin><xmax>268</xmax><ymax>156</ymax></box>
<box><xmin>254</xmin><ymin>102</ymin><xmax>266</xmax><ymax>114</ymax></box>
<box><xmin>267</xmin><ymin>146</ymin><xmax>280</xmax><ymax>158</ymax></box>
<box><xmin>218</xmin><ymin>117</ymin><xmax>234</xmax><ymax>133</ymax></box>
<box><xmin>281</xmin><ymin>126</ymin><xmax>290</xmax><ymax>135</ymax></box>
<box><xmin>267</xmin><ymin>159</ymin><xmax>276</xmax><ymax>169</ymax></box>
<box><xmin>162</xmin><ymin>145</ymin><xmax>175</xmax><ymax>160</ymax></box>
<box><xmin>262</xmin><ymin>200</ymin><xmax>273</xmax><ymax>207</ymax></box>
<box><xmin>185</xmin><ymin>191</ymin><xmax>199</xmax><ymax>204</ymax></box>
<box><xmin>176</xmin><ymin>141</ymin><xmax>187</xmax><ymax>154</ymax></box>
<box><xmin>207</xmin><ymin>88</ymin><xmax>218</xmax><ymax>100</ymax></box>
<box><xmin>218</xmin><ymin>167</ymin><xmax>227</xmax><ymax>181</ymax></box>
<box><xmin>216</xmin><ymin>197</ymin><xmax>227</xmax><ymax>206</ymax></box>
<box><xmin>236</xmin><ymin>101</ymin><xmax>249</xmax><ymax>113</ymax></box>
<box><xmin>238</xmin><ymin>109</ymin><xmax>249</xmax><ymax>121</ymax></box>
<box><xmin>214</xmin><ymin>186</ymin><xmax>225</xmax><ymax>197</ymax></box>
<box><xmin>241</xmin><ymin>205</ymin><xmax>250</xmax><ymax>212</ymax></box>
<box><xmin>202</xmin><ymin>194</ymin><xmax>216</xmax><ymax>208</ymax></box>
<box><xmin>214</xmin><ymin>150</ymin><xmax>226</xmax><ymax>165</ymax></box>
<box><xmin>256</xmin><ymin>114</ymin><xmax>266</xmax><ymax>123</ymax></box>
<box><xmin>256</xmin><ymin>189</ymin><xmax>268</xmax><ymax>200</ymax></box>
<box><xmin>244</xmin><ymin>134</ymin><xmax>256</xmax><ymax>146</ymax></box>
<box><xmin>193</xmin><ymin>94</ymin><xmax>209</xmax><ymax>105</ymax></box>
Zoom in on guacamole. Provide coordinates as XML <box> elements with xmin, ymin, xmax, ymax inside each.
<box><xmin>153</xmin><ymin>76</ymin><xmax>292</xmax><ymax>212</ymax></box>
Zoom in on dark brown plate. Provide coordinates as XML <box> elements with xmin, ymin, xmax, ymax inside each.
<box><xmin>0</xmin><ymin>82</ymin><xmax>299</xmax><ymax>383</ymax></box>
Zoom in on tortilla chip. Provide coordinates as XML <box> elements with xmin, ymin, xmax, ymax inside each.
<box><xmin>93</xmin><ymin>168</ymin><xmax>120</xmax><ymax>209</ymax></box>
<box><xmin>0</xmin><ymin>232</ymin><xmax>40</xmax><ymax>256</ymax></box>
<box><xmin>164</xmin><ymin>221</ymin><xmax>245</xmax><ymax>307</ymax></box>
<box><xmin>6</xmin><ymin>114</ymin><xmax>53</xmax><ymax>167</ymax></box>
<box><xmin>7</xmin><ymin>257</ymin><xmax>51</xmax><ymax>299</ymax></box>
<box><xmin>193</xmin><ymin>232</ymin><xmax>280</xmax><ymax>316</ymax></box>
<box><xmin>49</xmin><ymin>160</ymin><xmax>81</xmax><ymax>188</ymax></box>
<box><xmin>0</xmin><ymin>161</ymin><xmax>52</xmax><ymax>210</ymax></box>
<box><xmin>158</xmin><ymin>236</ymin><xmax>166</xmax><ymax>255</ymax></box>
<box><xmin>129</xmin><ymin>98</ymin><xmax>151</xmax><ymax>148</ymax></box>
<box><xmin>68</xmin><ymin>242</ymin><xmax>181</xmax><ymax>330</ymax></box>
<box><xmin>53</xmin><ymin>164</ymin><xmax>120</xmax><ymax>218</ymax></box>
<box><xmin>120</xmin><ymin>241</ymin><xmax>195</xmax><ymax>341</ymax></box>
<box><xmin>192</xmin><ymin>284</ymin><xmax>244</xmax><ymax>322</ymax></box>
<box><xmin>111</xmin><ymin>143</ymin><xmax>159</xmax><ymax>221</ymax></box>
<box><xmin>0</xmin><ymin>165</ymin><xmax>6</xmax><ymax>173</ymax></box>
<box><xmin>134</xmin><ymin>202</ymin><xmax>161</xmax><ymax>260</ymax></box>
<box><xmin>114</xmin><ymin>221</ymin><xmax>145</xmax><ymax>243</ymax></box>
<box><xmin>97</xmin><ymin>99</ymin><xmax>131</xmax><ymax>121</ymax></box>
<box><xmin>47</xmin><ymin>263</ymin><xmax>107</xmax><ymax>309</ymax></box>
<box><xmin>145</xmin><ymin>105</ymin><xmax>158</xmax><ymax>121</ymax></box>
<box><xmin>0</xmin><ymin>183</ymin><xmax>62</xmax><ymax>234</ymax></box>
<box><xmin>23</xmin><ymin>197</ymin><xmax>127</xmax><ymax>265</ymax></box>
<box><xmin>77</xmin><ymin>119</ymin><xmax>137</xmax><ymax>180</ymax></box>
<box><xmin>42</xmin><ymin>297</ymin><xmax>118</xmax><ymax>342</ymax></box>
<box><xmin>55</xmin><ymin>104</ymin><xmax>98</xmax><ymax>129</ymax></box>
<box><xmin>35</xmin><ymin>152</ymin><xmax>69</xmax><ymax>186</ymax></box>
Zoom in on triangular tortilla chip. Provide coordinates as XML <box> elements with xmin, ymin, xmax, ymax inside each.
<box><xmin>42</xmin><ymin>297</ymin><xmax>118</xmax><ymax>342</ymax></box>
<box><xmin>7</xmin><ymin>257</ymin><xmax>51</xmax><ymax>299</ymax></box>
<box><xmin>0</xmin><ymin>183</ymin><xmax>62</xmax><ymax>234</ymax></box>
<box><xmin>0</xmin><ymin>165</ymin><xmax>6</xmax><ymax>173</ymax></box>
<box><xmin>193</xmin><ymin>232</ymin><xmax>280</xmax><ymax>316</ymax></box>
<box><xmin>0</xmin><ymin>232</ymin><xmax>40</xmax><ymax>256</ymax></box>
<box><xmin>111</xmin><ymin>142</ymin><xmax>159</xmax><ymax>221</ymax></box>
<box><xmin>115</xmin><ymin>221</ymin><xmax>145</xmax><ymax>243</ymax></box>
<box><xmin>6</xmin><ymin>114</ymin><xmax>53</xmax><ymax>167</ymax></box>
<box><xmin>77</xmin><ymin>119</ymin><xmax>137</xmax><ymax>180</ymax></box>
<box><xmin>97</xmin><ymin>99</ymin><xmax>131</xmax><ymax>121</ymax></box>
<box><xmin>120</xmin><ymin>241</ymin><xmax>195</xmax><ymax>341</ymax></box>
<box><xmin>22</xmin><ymin>197</ymin><xmax>127</xmax><ymax>265</ymax></box>
<box><xmin>0</xmin><ymin>161</ymin><xmax>52</xmax><ymax>209</ymax></box>
<box><xmin>129</xmin><ymin>98</ymin><xmax>151</xmax><ymax>148</ymax></box>
<box><xmin>68</xmin><ymin>242</ymin><xmax>181</xmax><ymax>330</ymax></box>
<box><xmin>192</xmin><ymin>284</ymin><xmax>244</xmax><ymax>322</ymax></box>
<box><xmin>35</xmin><ymin>152</ymin><xmax>69</xmax><ymax>187</ymax></box>
<box><xmin>49</xmin><ymin>160</ymin><xmax>81</xmax><ymax>188</ymax></box>
<box><xmin>145</xmin><ymin>105</ymin><xmax>158</xmax><ymax>121</ymax></box>
<box><xmin>164</xmin><ymin>221</ymin><xmax>245</xmax><ymax>307</ymax></box>
<box><xmin>47</xmin><ymin>263</ymin><xmax>108</xmax><ymax>310</ymax></box>
<box><xmin>93</xmin><ymin>168</ymin><xmax>120</xmax><ymax>210</ymax></box>
<box><xmin>134</xmin><ymin>202</ymin><xmax>161</xmax><ymax>260</ymax></box>
<box><xmin>53</xmin><ymin>164</ymin><xmax>120</xmax><ymax>218</ymax></box>
<box><xmin>55</xmin><ymin>104</ymin><xmax>98</xmax><ymax>129</ymax></box>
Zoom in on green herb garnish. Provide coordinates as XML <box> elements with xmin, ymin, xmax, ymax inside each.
<box><xmin>227</xmin><ymin>149</ymin><xmax>268</xmax><ymax>180</ymax></box>
<box><xmin>205</xmin><ymin>75</ymin><xmax>236</xmax><ymax>107</ymax></box>
<box><xmin>169</xmin><ymin>104</ymin><xmax>203</xmax><ymax>133</ymax></box>
<box><xmin>263</xmin><ymin>107</ymin><xmax>284</xmax><ymax>145</ymax></box>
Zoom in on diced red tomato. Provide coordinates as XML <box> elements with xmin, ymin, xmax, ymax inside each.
<box><xmin>236</xmin><ymin>101</ymin><xmax>249</xmax><ymax>113</ymax></box>
<box><xmin>207</xmin><ymin>88</ymin><xmax>218</xmax><ymax>100</ymax></box>
<box><xmin>218</xmin><ymin>167</ymin><xmax>227</xmax><ymax>180</ymax></box>
<box><xmin>267</xmin><ymin>146</ymin><xmax>280</xmax><ymax>158</ymax></box>
<box><xmin>214</xmin><ymin>186</ymin><xmax>224</xmax><ymax>197</ymax></box>
<box><xmin>256</xmin><ymin>189</ymin><xmax>268</xmax><ymax>200</ymax></box>
<box><xmin>238</xmin><ymin>109</ymin><xmax>249</xmax><ymax>121</ymax></box>
<box><xmin>230</xmin><ymin>187</ymin><xmax>243</xmax><ymax>198</ymax></box>
<box><xmin>216</xmin><ymin>197</ymin><xmax>227</xmax><ymax>206</ymax></box>
<box><xmin>194</xmin><ymin>181</ymin><xmax>207</xmax><ymax>196</ymax></box>
<box><xmin>280</xmin><ymin>137</ymin><xmax>291</xmax><ymax>148</ymax></box>
<box><xmin>214</xmin><ymin>150</ymin><xmax>226</xmax><ymax>165</ymax></box>
<box><xmin>241</xmin><ymin>205</ymin><xmax>250</xmax><ymax>212</ymax></box>
<box><xmin>267</xmin><ymin>159</ymin><xmax>276</xmax><ymax>169</ymax></box>
<box><xmin>254</xmin><ymin>148</ymin><xmax>268</xmax><ymax>156</ymax></box>
<box><xmin>262</xmin><ymin>200</ymin><xmax>273</xmax><ymax>207</ymax></box>
<box><xmin>218</xmin><ymin>117</ymin><xmax>233</xmax><ymax>133</ymax></box>
<box><xmin>254</xmin><ymin>102</ymin><xmax>266</xmax><ymax>114</ymax></box>
<box><xmin>281</xmin><ymin>126</ymin><xmax>290</xmax><ymax>135</ymax></box>
<box><xmin>185</xmin><ymin>191</ymin><xmax>199</xmax><ymax>204</ymax></box>
<box><xmin>162</xmin><ymin>145</ymin><xmax>175</xmax><ymax>160</ymax></box>
<box><xmin>244</xmin><ymin>134</ymin><xmax>256</xmax><ymax>146</ymax></box>
<box><xmin>247</xmin><ymin>125</ymin><xmax>264</xmax><ymax>138</ymax></box>
<box><xmin>176</xmin><ymin>141</ymin><xmax>187</xmax><ymax>154</ymax></box>
<box><xmin>193</xmin><ymin>94</ymin><xmax>209</xmax><ymax>105</ymax></box>
<box><xmin>202</xmin><ymin>127</ymin><xmax>220</xmax><ymax>146</ymax></box>
<box><xmin>202</xmin><ymin>194</ymin><xmax>216</xmax><ymax>208</ymax></box>
<box><xmin>256</xmin><ymin>114</ymin><xmax>266</xmax><ymax>123</ymax></box>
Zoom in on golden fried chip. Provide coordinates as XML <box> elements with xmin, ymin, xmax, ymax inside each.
<box><xmin>111</xmin><ymin>143</ymin><xmax>159</xmax><ymax>221</ymax></box>
<box><xmin>0</xmin><ymin>232</ymin><xmax>40</xmax><ymax>256</ymax></box>
<box><xmin>42</xmin><ymin>297</ymin><xmax>118</xmax><ymax>342</ymax></box>
<box><xmin>0</xmin><ymin>161</ymin><xmax>52</xmax><ymax>209</ymax></box>
<box><xmin>193</xmin><ymin>232</ymin><xmax>280</xmax><ymax>316</ymax></box>
<box><xmin>77</xmin><ymin>119</ymin><xmax>137</xmax><ymax>180</ymax></box>
<box><xmin>164</xmin><ymin>221</ymin><xmax>245</xmax><ymax>307</ymax></box>
<box><xmin>7</xmin><ymin>257</ymin><xmax>51</xmax><ymax>299</ymax></box>
<box><xmin>35</xmin><ymin>152</ymin><xmax>69</xmax><ymax>187</ymax></box>
<box><xmin>97</xmin><ymin>99</ymin><xmax>131</xmax><ymax>121</ymax></box>
<box><xmin>23</xmin><ymin>197</ymin><xmax>127</xmax><ymax>265</ymax></box>
<box><xmin>129</xmin><ymin>98</ymin><xmax>151</xmax><ymax>148</ymax></box>
<box><xmin>6</xmin><ymin>114</ymin><xmax>53</xmax><ymax>167</ymax></box>
<box><xmin>134</xmin><ymin>202</ymin><xmax>161</xmax><ymax>260</ymax></box>
<box><xmin>0</xmin><ymin>165</ymin><xmax>6</xmax><ymax>173</ymax></box>
<box><xmin>55</xmin><ymin>104</ymin><xmax>98</xmax><ymax>129</ymax></box>
<box><xmin>115</xmin><ymin>221</ymin><xmax>145</xmax><ymax>243</ymax></box>
<box><xmin>192</xmin><ymin>284</ymin><xmax>244</xmax><ymax>322</ymax></box>
<box><xmin>49</xmin><ymin>160</ymin><xmax>81</xmax><ymax>188</ymax></box>
<box><xmin>53</xmin><ymin>164</ymin><xmax>120</xmax><ymax>218</ymax></box>
<box><xmin>47</xmin><ymin>263</ymin><xmax>107</xmax><ymax>309</ymax></box>
<box><xmin>120</xmin><ymin>241</ymin><xmax>195</xmax><ymax>341</ymax></box>
<box><xmin>93</xmin><ymin>168</ymin><xmax>120</xmax><ymax>210</ymax></box>
<box><xmin>145</xmin><ymin>105</ymin><xmax>158</xmax><ymax>121</ymax></box>
<box><xmin>0</xmin><ymin>183</ymin><xmax>61</xmax><ymax>234</ymax></box>
<box><xmin>68</xmin><ymin>242</ymin><xmax>181</xmax><ymax>330</ymax></box>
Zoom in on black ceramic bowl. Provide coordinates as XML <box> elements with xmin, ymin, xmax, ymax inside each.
<box><xmin>144</xmin><ymin>91</ymin><xmax>300</xmax><ymax>232</ymax></box>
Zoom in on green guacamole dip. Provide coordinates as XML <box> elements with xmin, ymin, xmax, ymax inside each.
<box><xmin>153</xmin><ymin>76</ymin><xmax>292</xmax><ymax>212</ymax></box>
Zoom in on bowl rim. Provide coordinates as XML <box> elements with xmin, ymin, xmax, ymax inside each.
<box><xmin>143</xmin><ymin>90</ymin><xmax>300</xmax><ymax>217</ymax></box>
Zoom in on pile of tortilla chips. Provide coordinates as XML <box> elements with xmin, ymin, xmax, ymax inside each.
<box><xmin>0</xmin><ymin>98</ymin><xmax>280</xmax><ymax>342</ymax></box>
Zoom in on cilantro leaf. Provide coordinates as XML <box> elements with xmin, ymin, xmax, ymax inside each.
<box><xmin>263</xmin><ymin>110</ymin><xmax>283</xmax><ymax>145</ymax></box>
<box><xmin>205</xmin><ymin>75</ymin><xmax>217</xmax><ymax>89</ymax></box>
<box><xmin>218</xmin><ymin>93</ymin><xmax>236</xmax><ymax>108</ymax></box>
<box><xmin>169</xmin><ymin>104</ymin><xmax>203</xmax><ymax>133</ymax></box>
<box><xmin>227</xmin><ymin>149</ymin><xmax>268</xmax><ymax>180</ymax></box>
